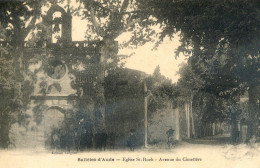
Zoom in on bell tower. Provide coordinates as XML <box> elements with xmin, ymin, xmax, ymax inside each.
<box><xmin>43</xmin><ymin>4</ymin><xmax>72</xmax><ymax>46</ymax></box>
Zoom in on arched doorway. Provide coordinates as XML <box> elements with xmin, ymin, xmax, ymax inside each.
<box><xmin>37</xmin><ymin>106</ymin><xmax>65</xmax><ymax>149</ymax></box>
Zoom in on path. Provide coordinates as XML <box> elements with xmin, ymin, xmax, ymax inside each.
<box><xmin>183</xmin><ymin>133</ymin><xmax>231</xmax><ymax>145</ymax></box>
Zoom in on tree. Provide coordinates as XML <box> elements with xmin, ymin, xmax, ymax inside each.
<box><xmin>146</xmin><ymin>65</ymin><xmax>178</xmax><ymax>119</ymax></box>
<box><xmin>138</xmin><ymin>0</ymin><xmax>260</xmax><ymax>140</ymax></box>
<box><xmin>177</xmin><ymin>63</ymin><xmax>239</xmax><ymax>139</ymax></box>
<box><xmin>4</xmin><ymin>0</ymin><xmax>160</xmax><ymax>147</ymax></box>
<box><xmin>72</xmin><ymin>0</ymin><xmax>157</xmax><ymax>69</ymax></box>
<box><xmin>177</xmin><ymin>63</ymin><xmax>203</xmax><ymax>138</ymax></box>
<box><xmin>61</xmin><ymin>0</ymin><xmax>159</xmax><ymax>131</ymax></box>
<box><xmin>0</xmin><ymin>1</ymin><xmax>42</xmax><ymax>148</ymax></box>
<box><xmin>0</xmin><ymin>0</ymin><xmax>161</xmax><ymax>148</ymax></box>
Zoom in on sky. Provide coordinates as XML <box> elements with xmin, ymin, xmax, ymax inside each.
<box><xmin>39</xmin><ymin>1</ymin><xmax>188</xmax><ymax>83</ymax></box>
<box><xmin>117</xmin><ymin>35</ymin><xmax>187</xmax><ymax>83</ymax></box>
<box><xmin>71</xmin><ymin>16</ymin><xmax>187</xmax><ymax>83</ymax></box>
<box><xmin>37</xmin><ymin>1</ymin><xmax>187</xmax><ymax>84</ymax></box>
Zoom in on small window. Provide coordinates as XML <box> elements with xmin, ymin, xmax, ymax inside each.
<box><xmin>52</xmin><ymin>12</ymin><xmax>62</xmax><ymax>43</ymax></box>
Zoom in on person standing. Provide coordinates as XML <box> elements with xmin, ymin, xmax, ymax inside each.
<box><xmin>127</xmin><ymin>129</ymin><xmax>137</xmax><ymax>151</ymax></box>
<box><xmin>166</xmin><ymin>127</ymin><xmax>175</xmax><ymax>149</ymax></box>
<box><xmin>166</xmin><ymin>127</ymin><xmax>175</xmax><ymax>140</ymax></box>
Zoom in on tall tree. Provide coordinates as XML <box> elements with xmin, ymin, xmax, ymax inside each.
<box><xmin>146</xmin><ymin>65</ymin><xmax>179</xmax><ymax>119</ymax></box>
<box><xmin>177</xmin><ymin>63</ymin><xmax>204</xmax><ymax>138</ymax></box>
<box><xmin>0</xmin><ymin>1</ymin><xmax>42</xmax><ymax>148</ymax></box>
<box><xmin>138</xmin><ymin>0</ymin><xmax>260</xmax><ymax>140</ymax></box>
<box><xmin>66</xmin><ymin>0</ymin><xmax>158</xmax><ymax>130</ymax></box>
<box><xmin>73</xmin><ymin>0</ymin><xmax>157</xmax><ymax>69</ymax></box>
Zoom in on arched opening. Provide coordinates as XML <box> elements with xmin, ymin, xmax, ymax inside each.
<box><xmin>42</xmin><ymin>108</ymin><xmax>64</xmax><ymax>136</ymax></box>
<box><xmin>45</xmin><ymin>4</ymin><xmax>72</xmax><ymax>45</ymax></box>
<box><xmin>52</xmin><ymin>11</ymin><xmax>62</xmax><ymax>43</ymax></box>
<box><xmin>36</xmin><ymin>107</ymin><xmax>65</xmax><ymax>148</ymax></box>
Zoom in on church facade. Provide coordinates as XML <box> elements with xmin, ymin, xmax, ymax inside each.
<box><xmin>10</xmin><ymin>4</ymin><xmax>105</xmax><ymax>149</ymax></box>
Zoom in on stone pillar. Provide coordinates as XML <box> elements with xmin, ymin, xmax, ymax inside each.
<box><xmin>174</xmin><ymin>108</ymin><xmax>180</xmax><ymax>140</ymax></box>
<box><xmin>144</xmin><ymin>81</ymin><xmax>148</xmax><ymax>148</ymax></box>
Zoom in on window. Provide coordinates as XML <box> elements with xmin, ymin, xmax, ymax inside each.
<box><xmin>46</xmin><ymin>60</ymin><xmax>66</xmax><ymax>79</ymax></box>
<box><xmin>52</xmin><ymin>12</ymin><xmax>62</xmax><ymax>43</ymax></box>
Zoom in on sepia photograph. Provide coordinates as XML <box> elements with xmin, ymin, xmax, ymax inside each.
<box><xmin>0</xmin><ymin>0</ymin><xmax>259</xmax><ymax>168</ymax></box>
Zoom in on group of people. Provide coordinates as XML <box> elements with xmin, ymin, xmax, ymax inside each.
<box><xmin>50</xmin><ymin>128</ymin><xmax>111</xmax><ymax>152</ymax></box>
<box><xmin>50</xmin><ymin>127</ymin><xmax>175</xmax><ymax>152</ymax></box>
<box><xmin>126</xmin><ymin>128</ymin><xmax>176</xmax><ymax>150</ymax></box>
<box><xmin>50</xmin><ymin>128</ymin><xmax>138</xmax><ymax>152</ymax></box>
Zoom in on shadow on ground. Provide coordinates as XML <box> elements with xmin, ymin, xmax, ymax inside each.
<box><xmin>183</xmin><ymin>133</ymin><xmax>231</xmax><ymax>145</ymax></box>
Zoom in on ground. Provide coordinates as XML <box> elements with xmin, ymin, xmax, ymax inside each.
<box><xmin>0</xmin><ymin>134</ymin><xmax>259</xmax><ymax>168</ymax></box>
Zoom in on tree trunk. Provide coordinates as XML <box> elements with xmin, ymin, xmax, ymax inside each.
<box><xmin>208</xmin><ymin>123</ymin><xmax>210</xmax><ymax>136</ymax></box>
<box><xmin>185</xmin><ymin>101</ymin><xmax>190</xmax><ymax>139</ymax></box>
<box><xmin>94</xmin><ymin>38</ymin><xmax>118</xmax><ymax>131</ymax></box>
<box><xmin>175</xmin><ymin>108</ymin><xmax>180</xmax><ymax>140</ymax></box>
<box><xmin>220</xmin><ymin>122</ymin><xmax>223</xmax><ymax>135</ymax></box>
<box><xmin>144</xmin><ymin>81</ymin><xmax>148</xmax><ymax>147</ymax></box>
<box><xmin>197</xmin><ymin>122</ymin><xmax>202</xmax><ymax>138</ymax></box>
<box><xmin>247</xmin><ymin>84</ymin><xmax>260</xmax><ymax>141</ymax></box>
<box><xmin>208</xmin><ymin>123</ymin><xmax>211</xmax><ymax>136</ymax></box>
<box><xmin>230</xmin><ymin>112</ymin><xmax>238</xmax><ymax>143</ymax></box>
<box><xmin>190</xmin><ymin>99</ymin><xmax>195</xmax><ymax>138</ymax></box>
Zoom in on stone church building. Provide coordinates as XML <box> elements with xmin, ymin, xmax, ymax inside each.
<box><xmin>10</xmin><ymin>4</ymin><xmax>105</xmax><ymax>149</ymax></box>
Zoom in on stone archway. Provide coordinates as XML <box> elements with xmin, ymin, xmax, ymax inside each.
<box><xmin>44</xmin><ymin>4</ymin><xmax>72</xmax><ymax>45</ymax></box>
<box><xmin>37</xmin><ymin>106</ymin><xmax>66</xmax><ymax>149</ymax></box>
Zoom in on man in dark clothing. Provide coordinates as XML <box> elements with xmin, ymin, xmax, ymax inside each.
<box><xmin>166</xmin><ymin>127</ymin><xmax>175</xmax><ymax>149</ymax></box>
<box><xmin>108</xmin><ymin>132</ymin><xmax>117</xmax><ymax>149</ymax></box>
<box><xmin>51</xmin><ymin>129</ymin><xmax>60</xmax><ymax>152</ymax></box>
<box><xmin>94</xmin><ymin>132</ymin><xmax>107</xmax><ymax>151</ymax></box>
<box><xmin>86</xmin><ymin>129</ymin><xmax>93</xmax><ymax>149</ymax></box>
<box><xmin>100</xmin><ymin>132</ymin><xmax>108</xmax><ymax>150</ymax></box>
<box><xmin>166</xmin><ymin>128</ymin><xmax>174</xmax><ymax>139</ymax></box>
<box><xmin>127</xmin><ymin>129</ymin><xmax>137</xmax><ymax>151</ymax></box>
<box><xmin>64</xmin><ymin>130</ymin><xmax>73</xmax><ymax>152</ymax></box>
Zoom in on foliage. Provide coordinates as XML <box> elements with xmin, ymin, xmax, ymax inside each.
<box><xmin>0</xmin><ymin>1</ymin><xmax>43</xmax><ymax>148</ymax></box>
<box><xmin>76</xmin><ymin>0</ymin><xmax>156</xmax><ymax>43</ymax></box>
<box><xmin>177</xmin><ymin>63</ymin><xmax>204</xmax><ymax>98</ymax></box>
<box><xmin>65</xmin><ymin>0</ymin><xmax>159</xmax><ymax>70</ymax></box>
<box><xmin>193</xmin><ymin>91</ymin><xmax>229</xmax><ymax>124</ymax></box>
<box><xmin>0</xmin><ymin>1</ymin><xmax>43</xmax><ymax>47</ymax></box>
<box><xmin>147</xmin><ymin>66</ymin><xmax>179</xmax><ymax>116</ymax></box>
<box><xmin>53</xmin><ymin>0</ymin><xmax>163</xmax><ymax>134</ymax></box>
<box><xmin>139</xmin><ymin>0</ymin><xmax>260</xmax><ymax>139</ymax></box>
<box><xmin>176</xmin><ymin>62</ymin><xmax>243</xmax><ymax>139</ymax></box>
<box><xmin>138</xmin><ymin>0</ymin><xmax>260</xmax><ymax>90</ymax></box>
